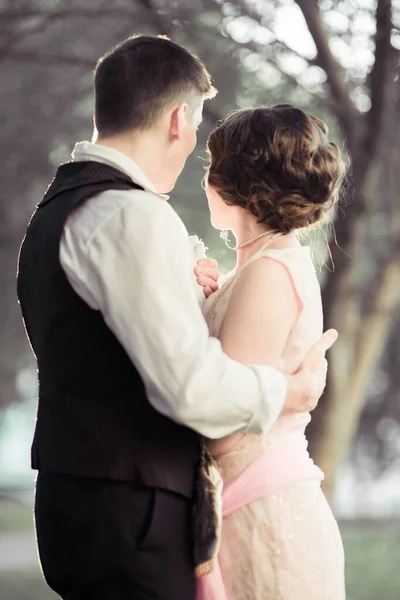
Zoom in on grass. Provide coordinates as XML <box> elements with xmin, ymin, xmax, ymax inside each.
<box><xmin>0</xmin><ymin>501</ymin><xmax>399</xmax><ymax>599</ymax></box>
<box><xmin>0</xmin><ymin>569</ymin><xmax>57</xmax><ymax>600</ymax></box>
<box><xmin>0</xmin><ymin>499</ymin><xmax>34</xmax><ymax>534</ymax></box>
<box><xmin>343</xmin><ymin>526</ymin><xmax>400</xmax><ymax>600</ymax></box>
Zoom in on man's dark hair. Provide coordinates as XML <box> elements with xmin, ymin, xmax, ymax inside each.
<box><xmin>94</xmin><ymin>35</ymin><xmax>216</xmax><ymax>137</ymax></box>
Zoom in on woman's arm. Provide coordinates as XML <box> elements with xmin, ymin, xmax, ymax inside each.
<box><xmin>219</xmin><ymin>257</ymin><xmax>300</xmax><ymax>368</ymax></box>
<box><xmin>206</xmin><ymin>256</ymin><xmax>301</xmax><ymax>454</ymax></box>
<box><xmin>207</xmin><ymin>257</ymin><xmax>301</xmax><ymax>457</ymax></box>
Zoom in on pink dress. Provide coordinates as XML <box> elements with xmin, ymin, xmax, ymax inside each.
<box><xmin>197</xmin><ymin>247</ymin><xmax>345</xmax><ymax>600</ymax></box>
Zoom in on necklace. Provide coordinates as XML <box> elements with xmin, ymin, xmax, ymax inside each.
<box><xmin>220</xmin><ymin>228</ymin><xmax>278</xmax><ymax>250</ymax></box>
<box><xmin>236</xmin><ymin>229</ymin><xmax>279</xmax><ymax>249</ymax></box>
<box><xmin>206</xmin><ymin>231</ymin><xmax>283</xmax><ymax>326</ymax></box>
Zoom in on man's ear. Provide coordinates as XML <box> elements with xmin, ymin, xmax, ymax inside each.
<box><xmin>92</xmin><ymin>113</ymin><xmax>98</xmax><ymax>142</ymax></box>
<box><xmin>170</xmin><ymin>103</ymin><xmax>188</xmax><ymax>140</ymax></box>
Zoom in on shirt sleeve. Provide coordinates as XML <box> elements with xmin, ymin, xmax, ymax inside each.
<box><xmin>60</xmin><ymin>190</ymin><xmax>287</xmax><ymax>439</ymax></box>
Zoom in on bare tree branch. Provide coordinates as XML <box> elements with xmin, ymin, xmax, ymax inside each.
<box><xmin>225</xmin><ymin>39</ymin><xmax>318</xmax><ymax>99</ymax></box>
<box><xmin>294</xmin><ymin>0</ymin><xmax>359</xmax><ymax>141</ymax></box>
<box><xmin>218</xmin><ymin>0</ymin><xmax>318</xmax><ymax>66</ymax></box>
<box><xmin>0</xmin><ymin>14</ymin><xmax>50</xmax><ymax>57</ymax></box>
<box><xmin>0</xmin><ymin>8</ymin><xmax>138</xmax><ymax>21</ymax></box>
<box><xmin>362</xmin><ymin>0</ymin><xmax>393</xmax><ymax>170</ymax></box>
<box><xmin>133</xmin><ymin>0</ymin><xmax>172</xmax><ymax>33</ymax></box>
<box><xmin>0</xmin><ymin>7</ymin><xmax>137</xmax><ymax>62</ymax></box>
<box><xmin>2</xmin><ymin>50</ymin><xmax>95</xmax><ymax>67</ymax></box>
<box><xmin>314</xmin><ymin>250</ymin><xmax>400</xmax><ymax>499</ymax></box>
<box><xmin>211</xmin><ymin>3</ymin><xmax>347</xmax><ymax>127</ymax></box>
<box><xmin>0</xmin><ymin>0</ymin><xmax>222</xmax><ymax>125</ymax></box>
<box><xmin>128</xmin><ymin>0</ymin><xmax>225</xmax><ymax>124</ymax></box>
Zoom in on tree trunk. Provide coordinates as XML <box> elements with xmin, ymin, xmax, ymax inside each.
<box><xmin>310</xmin><ymin>248</ymin><xmax>400</xmax><ymax>500</ymax></box>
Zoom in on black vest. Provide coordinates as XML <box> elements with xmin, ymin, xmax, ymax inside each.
<box><xmin>17</xmin><ymin>161</ymin><xmax>200</xmax><ymax>498</ymax></box>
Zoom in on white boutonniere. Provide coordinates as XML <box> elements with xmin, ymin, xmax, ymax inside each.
<box><xmin>188</xmin><ymin>235</ymin><xmax>208</xmax><ymax>303</ymax></box>
<box><xmin>188</xmin><ymin>235</ymin><xmax>207</xmax><ymax>261</ymax></box>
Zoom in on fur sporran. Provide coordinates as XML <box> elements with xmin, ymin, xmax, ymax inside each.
<box><xmin>192</xmin><ymin>441</ymin><xmax>223</xmax><ymax>578</ymax></box>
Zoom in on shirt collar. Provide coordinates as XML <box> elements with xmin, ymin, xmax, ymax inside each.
<box><xmin>71</xmin><ymin>141</ymin><xmax>169</xmax><ymax>201</ymax></box>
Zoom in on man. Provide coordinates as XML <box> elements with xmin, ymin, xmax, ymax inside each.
<box><xmin>17</xmin><ymin>35</ymin><xmax>336</xmax><ymax>600</ymax></box>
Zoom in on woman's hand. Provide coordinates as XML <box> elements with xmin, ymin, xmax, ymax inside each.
<box><xmin>194</xmin><ymin>258</ymin><xmax>219</xmax><ymax>298</ymax></box>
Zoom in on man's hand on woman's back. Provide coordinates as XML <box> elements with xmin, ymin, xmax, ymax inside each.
<box><xmin>284</xmin><ymin>329</ymin><xmax>339</xmax><ymax>414</ymax></box>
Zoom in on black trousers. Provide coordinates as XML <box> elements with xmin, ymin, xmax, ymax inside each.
<box><xmin>35</xmin><ymin>472</ymin><xmax>196</xmax><ymax>599</ymax></box>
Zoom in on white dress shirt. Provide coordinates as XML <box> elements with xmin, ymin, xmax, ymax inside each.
<box><xmin>59</xmin><ymin>141</ymin><xmax>287</xmax><ymax>439</ymax></box>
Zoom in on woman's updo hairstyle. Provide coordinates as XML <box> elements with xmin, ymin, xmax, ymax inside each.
<box><xmin>206</xmin><ymin>104</ymin><xmax>348</xmax><ymax>233</ymax></box>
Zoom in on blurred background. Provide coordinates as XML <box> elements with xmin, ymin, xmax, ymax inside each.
<box><xmin>0</xmin><ymin>0</ymin><xmax>399</xmax><ymax>598</ymax></box>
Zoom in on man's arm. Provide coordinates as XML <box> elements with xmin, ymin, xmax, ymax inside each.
<box><xmin>194</xmin><ymin>254</ymin><xmax>336</xmax><ymax>412</ymax></box>
<box><xmin>60</xmin><ymin>190</ymin><xmax>330</xmax><ymax>438</ymax></box>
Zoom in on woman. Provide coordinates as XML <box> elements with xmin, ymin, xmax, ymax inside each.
<box><xmin>197</xmin><ymin>104</ymin><xmax>347</xmax><ymax>600</ymax></box>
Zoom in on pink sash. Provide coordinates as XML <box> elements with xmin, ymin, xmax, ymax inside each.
<box><xmin>196</xmin><ymin>436</ymin><xmax>323</xmax><ymax>600</ymax></box>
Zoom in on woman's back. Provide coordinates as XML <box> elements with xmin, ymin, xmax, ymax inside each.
<box><xmin>204</xmin><ymin>246</ymin><xmax>323</xmax><ymax>481</ymax></box>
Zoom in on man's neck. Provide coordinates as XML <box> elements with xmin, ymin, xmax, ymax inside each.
<box><xmin>95</xmin><ymin>133</ymin><xmax>165</xmax><ymax>192</ymax></box>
